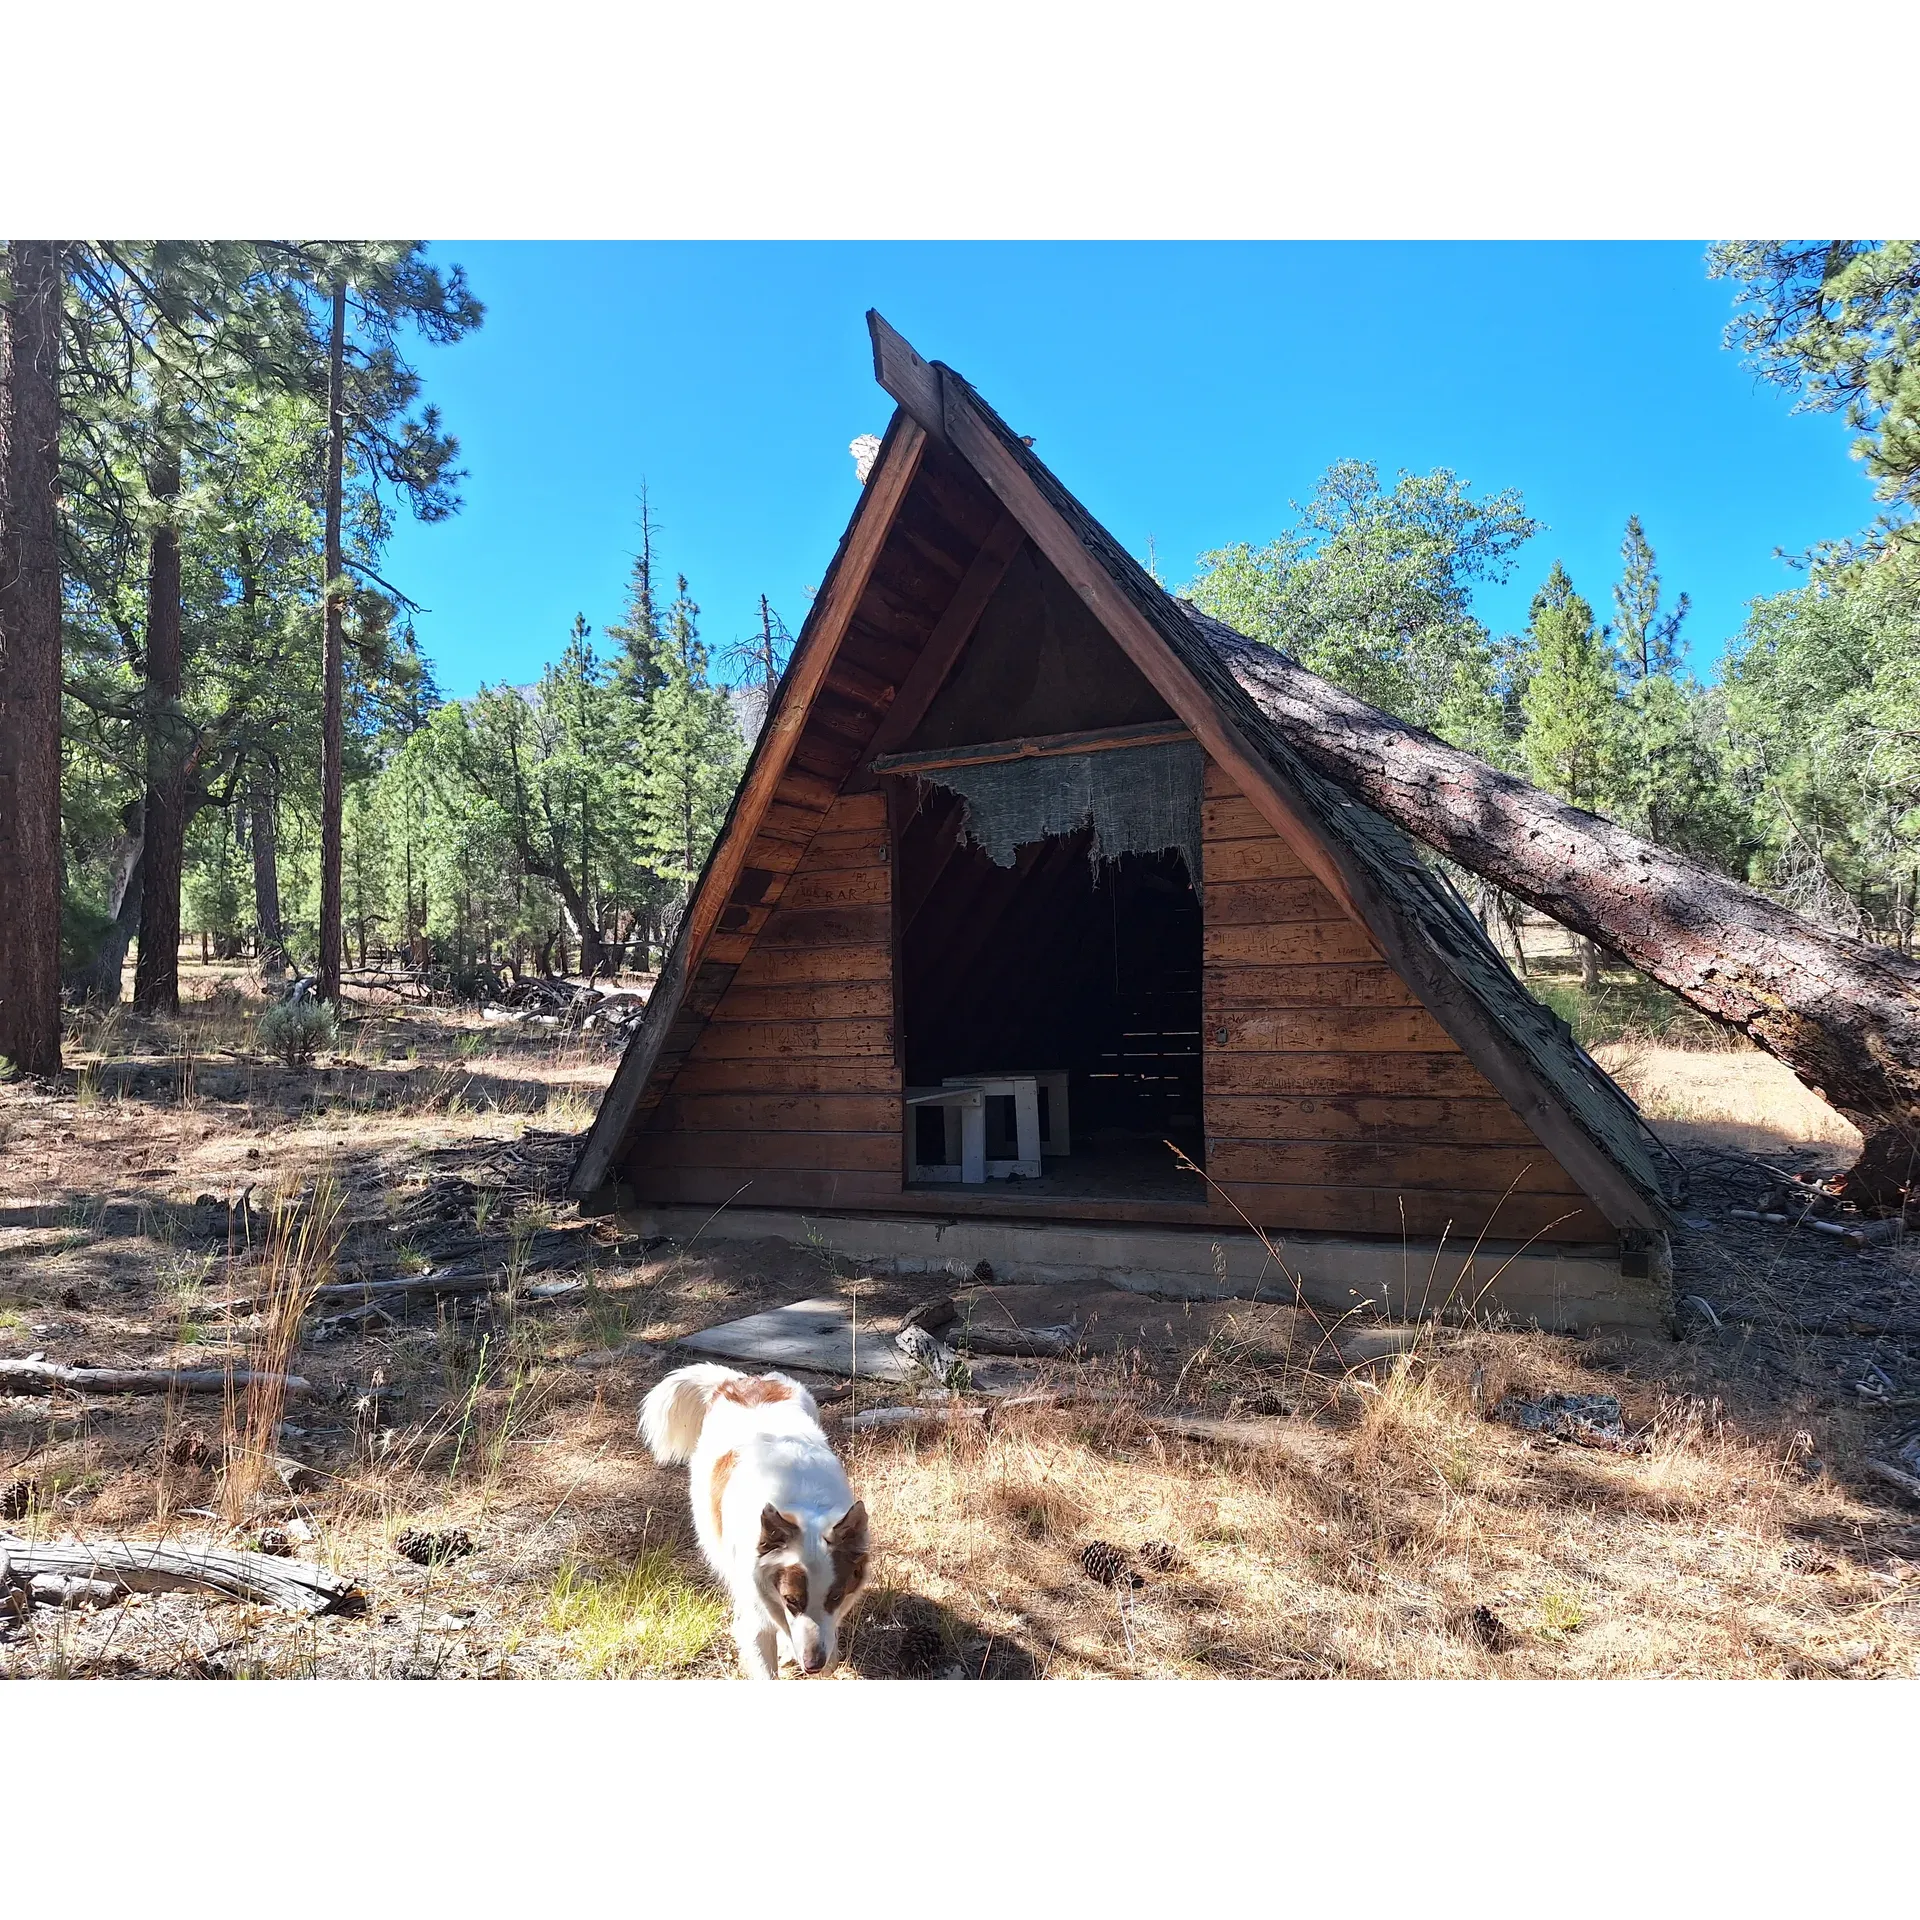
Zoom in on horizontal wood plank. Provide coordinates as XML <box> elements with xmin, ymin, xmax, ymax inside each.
<box><xmin>1204</xmin><ymin>1051</ymin><xmax>1501</xmax><ymax>1097</ymax></box>
<box><xmin>1204</xmin><ymin>1094</ymin><xmax>1541</xmax><ymax>1146</ymax></box>
<box><xmin>646</xmin><ymin>1092</ymin><xmax>902</xmax><ymax>1134</ymax></box>
<box><xmin>1203</xmin><ymin>759</ymin><xmax>1241</xmax><ymax>800</ymax></box>
<box><xmin>1205</xmin><ymin>1140</ymin><xmax>1585</xmax><ymax>1196</ymax></box>
<box><xmin>820</xmin><ymin>790</ymin><xmax>887</xmax><ymax>832</ymax></box>
<box><xmin>1210</xmin><ymin>1007</ymin><xmax>1458</xmax><ymax>1053</ymax></box>
<box><xmin>1201</xmin><ymin>794</ymin><xmax>1274</xmax><ymax>842</ymax></box>
<box><xmin>688</xmin><ymin>1017</ymin><xmax>893</xmax><ymax>1061</ymax></box>
<box><xmin>668</xmin><ymin>1058</ymin><xmax>903</xmax><ymax>1095</ymax></box>
<box><xmin>777</xmin><ymin>864</ymin><xmax>889</xmax><ymax>912</ymax></box>
<box><xmin>1203</xmin><ymin>836</ymin><xmax>1310</xmax><ymax>882</ymax></box>
<box><xmin>624</xmin><ymin>1167</ymin><xmax>905</xmax><ymax>1210</ymax></box>
<box><xmin>756</xmin><ymin>904</ymin><xmax>892</xmax><ymax>949</ymax></box>
<box><xmin>710</xmin><ymin>980</ymin><xmax>894</xmax><ymax>1022</ymax></box>
<box><xmin>1206</xmin><ymin>878</ymin><xmax>1353</xmax><ymax>926</ymax></box>
<box><xmin>1212</xmin><ymin>1182</ymin><xmax>1601</xmax><ymax>1242</ymax></box>
<box><xmin>1206</xmin><ymin>922</ymin><xmax>1383</xmax><ymax>966</ymax></box>
<box><xmin>627</xmin><ymin>1130</ymin><xmax>902</xmax><ymax>1174</ymax></box>
<box><xmin>795</xmin><ymin>830</ymin><xmax>892</xmax><ymax>873</ymax></box>
<box><xmin>730</xmin><ymin>942</ymin><xmax>894</xmax><ymax>987</ymax></box>
<box><xmin>1203</xmin><ymin>965</ymin><xmax>1420</xmax><ymax>1010</ymax></box>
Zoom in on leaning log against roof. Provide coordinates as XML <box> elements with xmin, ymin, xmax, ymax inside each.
<box><xmin>1183</xmin><ymin>605</ymin><xmax>1920</xmax><ymax>1202</ymax></box>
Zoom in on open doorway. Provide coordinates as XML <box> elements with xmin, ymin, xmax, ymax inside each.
<box><xmin>895</xmin><ymin>782</ymin><xmax>1205</xmax><ymax>1204</ymax></box>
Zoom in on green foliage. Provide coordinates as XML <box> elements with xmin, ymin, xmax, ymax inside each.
<box><xmin>547</xmin><ymin>1547</ymin><xmax>728</xmax><ymax>1676</ymax></box>
<box><xmin>1719</xmin><ymin>545</ymin><xmax>1920</xmax><ymax>939</ymax></box>
<box><xmin>258</xmin><ymin>998</ymin><xmax>338</xmax><ymax>1069</ymax></box>
<box><xmin>1520</xmin><ymin>563</ymin><xmax>1621</xmax><ymax>811</ymax></box>
<box><xmin>1709</xmin><ymin>241</ymin><xmax>1920</xmax><ymax>542</ymax></box>
<box><xmin>1186</xmin><ymin>459</ymin><xmax>1539</xmax><ymax>742</ymax></box>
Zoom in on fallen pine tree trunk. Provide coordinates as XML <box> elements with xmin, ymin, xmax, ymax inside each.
<box><xmin>0</xmin><ymin>1359</ymin><xmax>313</xmax><ymax>1397</ymax></box>
<box><xmin>1189</xmin><ymin>608</ymin><xmax>1920</xmax><ymax>1203</ymax></box>
<box><xmin>0</xmin><ymin>1537</ymin><xmax>360</xmax><ymax>1614</ymax></box>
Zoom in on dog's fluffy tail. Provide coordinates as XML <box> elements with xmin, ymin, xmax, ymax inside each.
<box><xmin>639</xmin><ymin>1363</ymin><xmax>744</xmax><ymax>1464</ymax></box>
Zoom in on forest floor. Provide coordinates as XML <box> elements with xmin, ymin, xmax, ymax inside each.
<box><xmin>2</xmin><ymin>957</ymin><xmax>1917</xmax><ymax>1680</ymax></box>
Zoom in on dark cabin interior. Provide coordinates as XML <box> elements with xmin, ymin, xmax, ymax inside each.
<box><xmin>888</xmin><ymin>540</ymin><xmax>1207</xmax><ymax>1203</ymax></box>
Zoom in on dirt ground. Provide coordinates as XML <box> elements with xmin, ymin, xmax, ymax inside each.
<box><xmin>3</xmin><ymin>960</ymin><xmax>1917</xmax><ymax>1680</ymax></box>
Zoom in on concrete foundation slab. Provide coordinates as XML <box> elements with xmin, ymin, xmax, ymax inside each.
<box><xmin>618</xmin><ymin>1205</ymin><xmax>1673</xmax><ymax>1336</ymax></box>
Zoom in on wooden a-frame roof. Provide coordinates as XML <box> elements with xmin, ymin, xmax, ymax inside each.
<box><xmin>570</xmin><ymin>314</ymin><xmax>1682</xmax><ymax>1233</ymax></box>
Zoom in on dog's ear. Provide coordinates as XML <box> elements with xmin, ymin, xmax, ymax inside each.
<box><xmin>826</xmin><ymin>1499</ymin><xmax>868</xmax><ymax>1551</ymax></box>
<box><xmin>758</xmin><ymin>1505</ymin><xmax>800</xmax><ymax>1555</ymax></box>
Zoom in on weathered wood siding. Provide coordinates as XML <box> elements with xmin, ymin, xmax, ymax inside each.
<box><xmin>624</xmin><ymin>791</ymin><xmax>902</xmax><ymax>1208</ymax></box>
<box><xmin>1200</xmin><ymin>761</ymin><xmax>1603</xmax><ymax>1243</ymax></box>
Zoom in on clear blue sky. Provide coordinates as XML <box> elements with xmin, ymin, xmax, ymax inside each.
<box><xmin>382</xmin><ymin>242</ymin><xmax>1870</xmax><ymax>700</ymax></box>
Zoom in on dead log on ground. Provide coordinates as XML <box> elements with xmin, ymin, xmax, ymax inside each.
<box><xmin>0</xmin><ymin>1536</ymin><xmax>361</xmax><ymax>1614</ymax></box>
<box><xmin>307</xmin><ymin>1243</ymin><xmax>598</xmax><ymax>1305</ymax></box>
<box><xmin>0</xmin><ymin>1359</ymin><xmax>313</xmax><ymax>1397</ymax></box>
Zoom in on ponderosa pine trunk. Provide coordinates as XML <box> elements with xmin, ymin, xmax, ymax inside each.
<box><xmin>0</xmin><ymin>240</ymin><xmax>65</xmax><ymax>1077</ymax></box>
<box><xmin>318</xmin><ymin>280</ymin><xmax>346</xmax><ymax>1004</ymax></box>
<box><xmin>1186</xmin><ymin>607</ymin><xmax>1920</xmax><ymax>1200</ymax></box>
<box><xmin>250</xmin><ymin>764</ymin><xmax>285</xmax><ymax>978</ymax></box>
<box><xmin>71</xmin><ymin>802</ymin><xmax>144</xmax><ymax>1004</ymax></box>
<box><xmin>132</xmin><ymin>440</ymin><xmax>186</xmax><ymax>1014</ymax></box>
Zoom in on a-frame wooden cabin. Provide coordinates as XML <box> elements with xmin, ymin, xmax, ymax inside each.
<box><xmin>571</xmin><ymin>316</ymin><xmax>1682</xmax><ymax>1332</ymax></box>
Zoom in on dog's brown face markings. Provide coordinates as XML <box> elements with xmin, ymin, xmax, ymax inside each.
<box><xmin>824</xmin><ymin>1499</ymin><xmax>870</xmax><ymax>1614</ymax></box>
<box><xmin>759</xmin><ymin>1504</ymin><xmax>800</xmax><ymax>1556</ymax></box>
<box><xmin>718</xmin><ymin>1376</ymin><xmax>794</xmax><ymax>1409</ymax></box>
<box><xmin>777</xmin><ymin>1563</ymin><xmax>810</xmax><ymax>1615</ymax></box>
<box><xmin>708</xmin><ymin>1449</ymin><xmax>738</xmax><ymax>1539</ymax></box>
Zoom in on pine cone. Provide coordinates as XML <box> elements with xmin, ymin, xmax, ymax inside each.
<box><xmin>394</xmin><ymin>1527</ymin><xmax>474</xmax><ymax>1567</ymax></box>
<box><xmin>166</xmin><ymin>1430</ymin><xmax>216</xmax><ymax>1472</ymax></box>
<box><xmin>1137</xmin><ymin>1540</ymin><xmax>1181</xmax><ymax>1575</ymax></box>
<box><xmin>1</xmin><ymin>1478</ymin><xmax>34</xmax><ymax>1522</ymax></box>
<box><xmin>1081</xmin><ymin>1540</ymin><xmax>1141</xmax><ymax>1588</ymax></box>
<box><xmin>894</xmin><ymin>1616</ymin><xmax>949</xmax><ymax>1679</ymax></box>
<box><xmin>255</xmin><ymin>1527</ymin><xmax>292</xmax><ymax>1558</ymax></box>
<box><xmin>1461</xmin><ymin>1604</ymin><xmax>1513</xmax><ymax>1653</ymax></box>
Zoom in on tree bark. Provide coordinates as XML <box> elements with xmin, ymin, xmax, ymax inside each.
<box><xmin>70</xmin><ymin>805</ymin><xmax>144</xmax><ymax>1004</ymax></box>
<box><xmin>0</xmin><ymin>240</ymin><xmax>65</xmax><ymax>1077</ymax></box>
<box><xmin>1579</xmin><ymin>936</ymin><xmax>1602</xmax><ymax>993</ymax></box>
<box><xmin>1187</xmin><ymin>609</ymin><xmax>1920</xmax><ymax>1194</ymax></box>
<box><xmin>318</xmin><ymin>280</ymin><xmax>347</xmax><ymax>1003</ymax></box>
<box><xmin>132</xmin><ymin>440</ymin><xmax>185</xmax><ymax>1014</ymax></box>
<box><xmin>250</xmin><ymin>762</ymin><xmax>286</xmax><ymax>978</ymax></box>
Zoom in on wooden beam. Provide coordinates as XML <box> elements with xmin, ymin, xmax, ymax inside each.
<box><xmin>936</xmin><ymin>387</ymin><xmax>1369</xmax><ymax>927</ymax></box>
<box><xmin>569</xmin><ymin>414</ymin><xmax>927</xmax><ymax>1200</ymax></box>
<box><xmin>868</xmin><ymin>310</ymin><xmax>947</xmax><ymax>443</ymax></box>
<box><xmin>873</xmin><ymin>720</ymin><xmax>1191</xmax><ymax>778</ymax></box>
<box><xmin>864</xmin><ymin>510</ymin><xmax>1026</xmax><ymax>760</ymax></box>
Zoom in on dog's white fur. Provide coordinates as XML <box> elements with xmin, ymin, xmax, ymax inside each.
<box><xmin>640</xmin><ymin>1363</ymin><xmax>869</xmax><ymax>1680</ymax></box>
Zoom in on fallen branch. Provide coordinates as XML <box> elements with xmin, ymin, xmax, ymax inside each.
<box><xmin>308</xmin><ymin>1244</ymin><xmax>596</xmax><ymax>1304</ymax></box>
<box><xmin>0</xmin><ymin>1536</ymin><xmax>361</xmax><ymax>1614</ymax></box>
<box><xmin>1864</xmin><ymin>1458</ymin><xmax>1920</xmax><ymax>1503</ymax></box>
<box><xmin>0</xmin><ymin>1359</ymin><xmax>313</xmax><ymax>1398</ymax></box>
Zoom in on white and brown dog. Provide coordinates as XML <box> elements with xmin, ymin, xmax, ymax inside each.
<box><xmin>640</xmin><ymin>1363</ymin><xmax>870</xmax><ymax>1679</ymax></box>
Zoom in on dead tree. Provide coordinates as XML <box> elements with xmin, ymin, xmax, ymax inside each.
<box><xmin>1188</xmin><ymin>608</ymin><xmax>1920</xmax><ymax>1202</ymax></box>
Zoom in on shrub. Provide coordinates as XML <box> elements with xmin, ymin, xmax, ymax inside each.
<box><xmin>258</xmin><ymin>999</ymin><xmax>337</xmax><ymax>1069</ymax></box>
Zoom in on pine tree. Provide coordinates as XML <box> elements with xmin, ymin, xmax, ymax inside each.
<box><xmin>608</xmin><ymin>484</ymin><xmax>666</xmax><ymax>703</ymax></box>
<box><xmin>0</xmin><ymin>241</ymin><xmax>66</xmax><ymax>1075</ymax></box>
<box><xmin>1521</xmin><ymin>562</ymin><xmax>1622</xmax><ymax>989</ymax></box>
<box><xmin>639</xmin><ymin>575</ymin><xmax>744</xmax><ymax>889</ymax></box>
<box><xmin>1612</xmin><ymin>515</ymin><xmax>1690</xmax><ymax>682</ymax></box>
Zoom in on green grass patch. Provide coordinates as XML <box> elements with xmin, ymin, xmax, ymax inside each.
<box><xmin>547</xmin><ymin>1548</ymin><xmax>728</xmax><ymax>1676</ymax></box>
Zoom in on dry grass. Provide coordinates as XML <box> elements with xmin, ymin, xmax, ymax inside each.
<box><xmin>2</xmin><ymin>964</ymin><xmax>1916</xmax><ymax>1681</ymax></box>
<box><xmin>1592</xmin><ymin>1042</ymin><xmax>1864</xmax><ymax>1157</ymax></box>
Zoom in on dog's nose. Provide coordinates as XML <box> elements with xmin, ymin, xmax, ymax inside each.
<box><xmin>803</xmin><ymin>1649</ymin><xmax>827</xmax><ymax>1674</ymax></box>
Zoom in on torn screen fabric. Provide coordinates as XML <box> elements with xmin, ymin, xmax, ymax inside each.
<box><xmin>920</xmin><ymin>740</ymin><xmax>1203</xmax><ymax>880</ymax></box>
